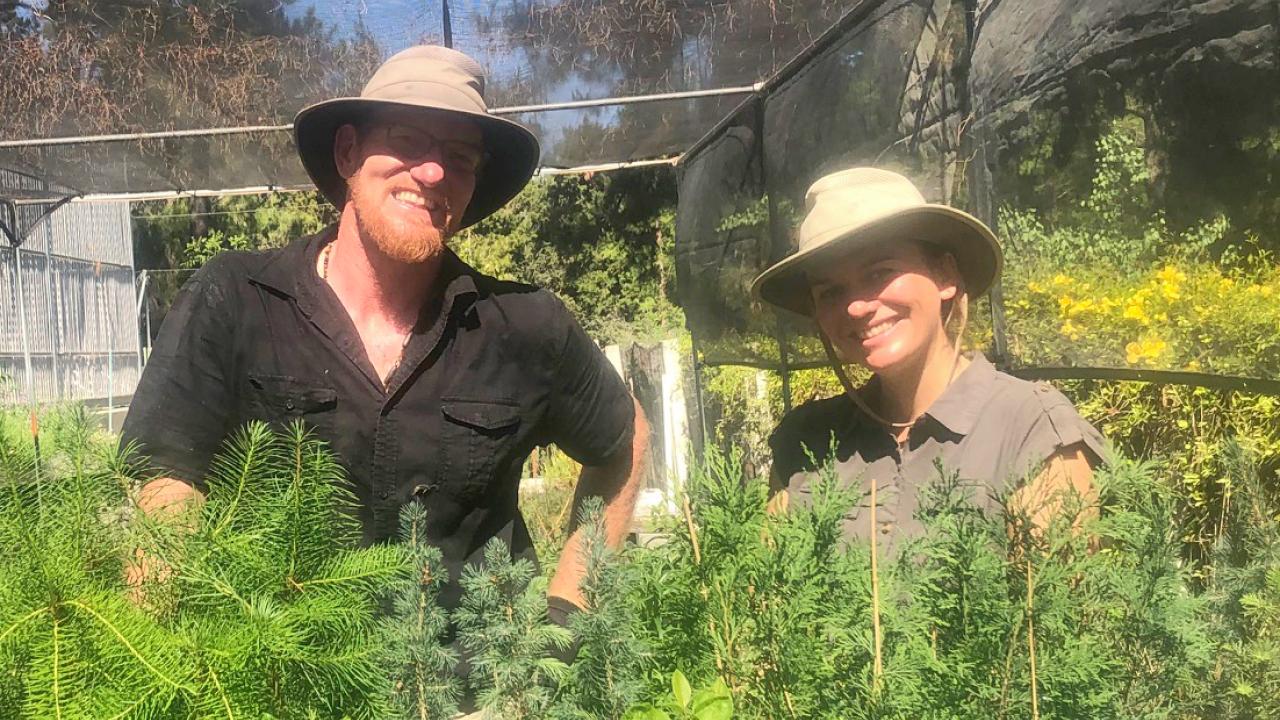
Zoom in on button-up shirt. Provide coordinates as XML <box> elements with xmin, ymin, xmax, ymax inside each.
<box><xmin>769</xmin><ymin>354</ymin><xmax>1105</xmax><ymax>549</ymax></box>
<box><xmin>122</xmin><ymin>227</ymin><xmax>634</xmax><ymax>608</ymax></box>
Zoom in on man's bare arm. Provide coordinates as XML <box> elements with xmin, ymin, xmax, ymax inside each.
<box><xmin>547</xmin><ymin>398</ymin><xmax>649</xmax><ymax>608</ymax></box>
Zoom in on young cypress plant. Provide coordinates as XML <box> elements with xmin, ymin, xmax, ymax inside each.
<box><xmin>1202</xmin><ymin>442</ymin><xmax>1280</xmax><ymax>719</ymax></box>
<box><xmin>454</xmin><ymin>538</ymin><xmax>573</xmax><ymax>719</ymax></box>
<box><xmin>385</xmin><ymin>501</ymin><xmax>460</xmax><ymax>720</ymax></box>
<box><xmin>560</xmin><ymin>496</ymin><xmax>647</xmax><ymax>719</ymax></box>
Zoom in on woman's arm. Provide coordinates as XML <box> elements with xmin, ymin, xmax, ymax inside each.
<box><xmin>1011</xmin><ymin>442</ymin><xmax>1096</xmax><ymax>534</ymax></box>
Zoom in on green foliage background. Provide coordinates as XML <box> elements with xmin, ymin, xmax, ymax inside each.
<box><xmin>2</xmin><ymin>411</ymin><xmax>1277</xmax><ymax>719</ymax></box>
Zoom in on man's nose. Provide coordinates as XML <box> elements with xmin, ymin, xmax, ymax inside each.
<box><xmin>847</xmin><ymin>298</ymin><xmax>878</xmax><ymax>320</ymax></box>
<box><xmin>408</xmin><ymin>157</ymin><xmax>446</xmax><ymax>186</ymax></box>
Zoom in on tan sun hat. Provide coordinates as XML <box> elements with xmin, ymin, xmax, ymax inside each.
<box><xmin>293</xmin><ymin>45</ymin><xmax>540</xmax><ymax>230</ymax></box>
<box><xmin>751</xmin><ymin>167</ymin><xmax>1003</xmax><ymax>316</ymax></box>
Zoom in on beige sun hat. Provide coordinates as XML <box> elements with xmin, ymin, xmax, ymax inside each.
<box><xmin>751</xmin><ymin>167</ymin><xmax>1003</xmax><ymax>316</ymax></box>
<box><xmin>293</xmin><ymin>45</ymin><xmax>540</xmax><ymax>230</ymax></box>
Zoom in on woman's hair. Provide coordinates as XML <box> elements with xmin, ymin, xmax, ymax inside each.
<box><xmin>917</xmin><ymin>240</ymin><xmax>969</xmax><ymax>348</ymax></box>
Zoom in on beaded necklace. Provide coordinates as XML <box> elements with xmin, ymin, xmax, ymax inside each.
<box><xmin>319</xmin><ymin>242</ymin><xmax>413</xmax><ymax>390</ymax></box>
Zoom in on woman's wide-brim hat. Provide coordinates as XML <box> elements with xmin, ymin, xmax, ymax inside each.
<box><xmin>293</xmin><ymin>45</ymin><xmax>540</xmax><ymax>230</ymax></box>
<box><xmin>751</xmin><ymin>167</ymin><xmax>1003</xmax><ymax>316</ymax></box>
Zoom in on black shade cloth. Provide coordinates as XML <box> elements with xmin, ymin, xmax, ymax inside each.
<box><xmin>676</xmin><ymin>0</ymin><xmax>1280</xmax><ymax>382</ymax></box>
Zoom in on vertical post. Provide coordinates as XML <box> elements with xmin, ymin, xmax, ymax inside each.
<box><xmin>441</xmin><ymin>0</ymin><xmax>453</xmax><ymax>48</ymax></box>
<box><xmin>13</xmin><ymin>243</ymin><xmax>36</xmax><ymax>408</ymax></box>
<box><xmin>105</xmin><ymin>271</ymin><xmax>115</xmax><ymax>433</ymax></box>
<box><xmin>758</xmin><ymin>96</ymin><xmax>793</xmax><ymax>414</ymax></box>
<box><xmin>136</xmin><ymin>269</ymin><xmax>149</xmax><ymax>368</ymax></box>
<box><xmin>688</xmin><ymin>333</ymin><xmax>708</xmax><ymax>461</ymax></box>
<box><xmin>43</xmin><ymin>211</ymin><xmax>58</xmax><ymax>401</ymax></box>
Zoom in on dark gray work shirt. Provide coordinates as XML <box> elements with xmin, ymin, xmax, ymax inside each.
<box><xmin>769</xmin><ymin>354</ymin><xmax>1106</xmax><ymax>547</ymax></box>
<box><xmin>122</xmin><ymin>227</ymin><xmax>633</xmax><ymax>608</ymax></box>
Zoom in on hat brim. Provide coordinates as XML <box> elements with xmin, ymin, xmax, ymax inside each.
<box><xmin>293</xmin><ymin>97</ymin><xmax>540</xmax><ymax>230</ymax></box>
<box><xmin>750</xmin><ymin>204</ymin><xmax>1003</xmax><ymax>316</ymax></box>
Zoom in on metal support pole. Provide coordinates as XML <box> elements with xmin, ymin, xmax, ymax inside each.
<box><xmin>43</xmin><ymin>215</ymin><xmax>58</xmax><ymax>400</ymax></box>
<box><xmin>13</xmin><ymin>243</ymin><xmax>36</xmax><ymax>408</ymax></box>
<box><xmin>441</xmin><ymin>0</ymin><xmax>453</xmax><ymax>48</ymax></box>
<box><xmin>689</xmin><ymin>333</ymin><xmax>709</xmax><ymax>462</ymax></box>
<box><xmin>136</xmin><ymin>269</ymin><xmax>150</xmax><ymax>367</ymax></box>
<box><xmin>103</xmin><ymin>272</ymin><xmax>115</xmax><ymax>433</ymax></box>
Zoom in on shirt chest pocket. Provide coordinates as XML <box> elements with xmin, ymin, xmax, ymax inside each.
<box><xmin>246</xmin><ymin>374</ymin><xmax>338</xmax><ymax>432</ymax></box>
<box><xmin>438</xmin><ymin>398</ymin><xmax>522</xmax><ymax>499</ymax></box>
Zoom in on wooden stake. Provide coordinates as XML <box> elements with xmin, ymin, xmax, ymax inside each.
<box><xmin>1027</xmin><ymin>558</ymin><xmax>1040</xmax><ymax>720</ymax></box>
<box><xmin>869</xmin><ymin>475</ymin><xmax>884</xmax><ymax>690</ymax></box>
<box><xmin>682</xmin><ymin>492</ymin><xmax>703</xmax><ymax>567</ymax></box>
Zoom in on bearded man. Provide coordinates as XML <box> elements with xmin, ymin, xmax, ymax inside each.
<box><xmin>121</xmin><ymin>46</ymin><xmax>648</xmax><ymax>622</ymax></box>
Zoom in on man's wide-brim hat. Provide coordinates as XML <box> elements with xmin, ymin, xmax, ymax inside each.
<box><xmin>751</xmin><ymin>167</ymin><xmax>1003</xmax><ymax>316</ymax></box>
<box><xmin>293</xmin><ymin>45</ymin><xmax>540</xmax><ymax>230</ymax></box>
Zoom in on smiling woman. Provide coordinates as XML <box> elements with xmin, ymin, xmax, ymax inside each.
<box><xmin>753</xmin><ymin>168</ymin><xmax>1106</xmax><ymax>547</ymax></box>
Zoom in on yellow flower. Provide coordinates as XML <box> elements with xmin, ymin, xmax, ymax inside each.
<box><xmin>1155</xmin><ymin>266</ymin><xmax>1186</xmax><ymax>285</ymax></box>
<box><xmin>1125</xmin><ymin>342</ymin><xmax>1142</xmax><ymax>364</ymax></box>
<box><xmin>1060</xmin><ymin>320</ymin><xmax>1082</xmax><ymax>341</ymax></box>
<box><xmin>1026</xmin><ymin>280</ymin><xmax>1045</xmax><ymax>294</ymax></box>
<box><xmin>1125</xmin><ymin>336</ymin><xmax>1169</xmax><ymax>366</ymax></box>
<box><xmin>1123</xmin><ymin>302</ymin><xmax>1149</xmax><ymax>324</ymax></box>
<box><xmin>1051</xmin><ymin>273</ymin><xmax>1072</xmax><ymax>287</ymax></box>
<box><xmin>1066</xmin><ymin>298</ymin><xmax>1095</xmax><ymax>316</ymax></box>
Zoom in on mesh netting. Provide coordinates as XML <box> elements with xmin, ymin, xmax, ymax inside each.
<box><xmin>0</xmin><ymin>0</ymin><xmax>850</xmax><ymax>195</ymax></box>
<box><xmin>677</xmin><ymin>0</ymin><xmax>1280</xmax><ymax>383</ymax></box>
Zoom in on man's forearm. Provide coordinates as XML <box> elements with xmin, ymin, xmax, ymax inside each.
<box><xmin>137</xmin><ymin>476</ymin><xmax>206</xmax><ymax>519</ymax></box>
<box><xmin>548</xmin><ymin>399</ymin><xmax>649</xmax><ymax>606</ymax></box>
<box><xmin>127</xmin><ymin>477</ymin><xmax>205</xmax><ymax>595</ymax></box>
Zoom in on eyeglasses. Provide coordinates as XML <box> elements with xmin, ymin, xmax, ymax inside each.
<box><xmin>376</xmin><ymin>123</ymin><xmax>487</xmax><ymax>176</ymax></box>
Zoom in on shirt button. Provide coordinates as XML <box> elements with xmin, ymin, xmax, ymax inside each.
<box><xmin>378</xmin><ymin>489</ymin><xmax>390</xmax><ymax>500</ymax></box>
<box><xmin>285</xmin><ymin>400</ymin><xmax>295</xmax><ymax>410</ymax></box>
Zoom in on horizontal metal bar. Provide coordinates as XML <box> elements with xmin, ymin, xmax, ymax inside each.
<box><xmin>11</xmin><ymin>184</ymin><xmax>314</xmax><ymax>206</ymax></box>
<box><xmin>0</xmin><ymin>351</ymin><xmax>140</xmax><ymax>358</ymax></box>
<box><xmin>0</xmin><ymin>85</ymin><xmax>762</xmax><ymax>150</ymax></box>
<box><xmin>538</xmin><ymin>156</ymin><xmax>679</xmax><ymax>174</ymax></box>
<box><xmin>492</xmin><ymin>85</ymin><xmax>760</xmax><ymax>114</ymax></box>
<box><xmin>0</xmin><ymin>124</ymin><xmax>291</xmax><ymax>149</ymax></box>
<box><xmin>0</xmin><ymin>244</ymin><xmax>133</xmax><ymax>270</ymax></box>
<box><xmin>9</xmin><ymin>157</ymin><xmax>682</xmax><ymax>206</ymax></box>
<box><xmin>1010</xmin><ymin>366</ymin><xmax>1280</xmax><ymax>396</ymax></box>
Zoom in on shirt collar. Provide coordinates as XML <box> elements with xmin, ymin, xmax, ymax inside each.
<box><xmin>247</xmin><ymin>224</ymin><xmax>480</xmax><ymax>319</ymax></box>
<box><xmin>922</xmin><ymin>353</ymin><xmax>997</xmax><ymax>436</ymax></box>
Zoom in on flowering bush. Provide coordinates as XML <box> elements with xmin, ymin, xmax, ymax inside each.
<box><xmin>1002</xmin><ymin>253</ymin><xmax>1280</xmax><ymax>377</ymax></box>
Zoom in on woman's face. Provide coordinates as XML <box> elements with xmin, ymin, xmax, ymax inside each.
<box><xmin>808</xmin><ymin>239</ymin><xmax>959</xmax><ymax>376</ymax></box>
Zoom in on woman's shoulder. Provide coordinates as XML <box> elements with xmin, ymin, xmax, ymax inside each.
<box><xmin>981</xmin><ymin>366</ymin><xmax>1109</xmax><ymax>470</ymax></box>
<box><xmin>768</xmin><ymin>395</ymin><xmax>852</xmax><ymax>472</ymax></box>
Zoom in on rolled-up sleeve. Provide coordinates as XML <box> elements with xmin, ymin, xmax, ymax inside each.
<box><xmin>1009</xmin><ymin>384</ymin><xmax>1110</xmax><ymax>483</ymax></box>
<box><xmin>121</xmin><ymin>260</ymin><xmax>238</xmax><ymax>493</ymax></box>
<box><xmin>540</xmin><ymin>301</ymin><xmax>633</xmax><ymax>466</ymax></box>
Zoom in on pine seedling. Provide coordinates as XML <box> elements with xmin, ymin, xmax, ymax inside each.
<box><xmin>154</xmin><ymin>421</ymin><xmax>411</xmax><ymax>720</ymax></box>
<box><xmin>386</xmin><ymin>501</ymin><xmax>460</xmax><ymax>720</ymax></box>
<box><xmin>0</xmin><ymin>408</ymin><xmax>188</xmax><ymax>719</ymax></box>
<box><xmin>455</xmin><ymin>538</ymin><xmax>573</xmax><ymax>719</ymax></box>
<box><xmin>561</xmin><ymin>496</ymin><xmax>647</xmax><ymax>719</ymax></box>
